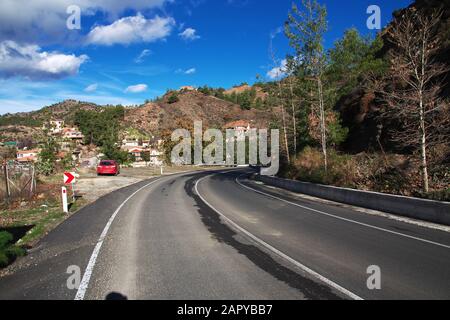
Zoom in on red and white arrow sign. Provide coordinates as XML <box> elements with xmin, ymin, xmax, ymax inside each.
<box><xmin>64</xmin><ymin>172</ymin><xmax>76</xmax><ymax>184</ymax></box>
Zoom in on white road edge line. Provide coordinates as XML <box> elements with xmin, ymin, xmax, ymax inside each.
<box><xmin>235</xmin><ymin>174</ymin><xmax>450</xmax><ymax>250</ymax></box>
<box><xmin>195</xmin><ymin>175</ymin><xmax>364</xmax><ymax>301</ymax></box>
<box><xmin>74</xmin><ymin>179</ymin><xmax>160</xmax><ymax>300</ymax></box>
<box><xmin>75</xmin><ymin>170</ymin><xmax>195</xmax><ymax>300</ymax></box>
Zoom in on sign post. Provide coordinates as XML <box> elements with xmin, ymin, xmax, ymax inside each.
<box><xmin>61</xmin><ymin>187</ymin><xmax>68</xmax><ymax>213</ymax></box>
<box><xmin>64</xmin><ymin>172</ymin><xmax>78</xmax><ymax>206</ymax></box>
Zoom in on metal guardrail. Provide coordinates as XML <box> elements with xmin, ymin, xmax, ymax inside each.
<box><xmin>254</xmin><ymin>174</ymin><xmax>450</xmax><ymax>226</ymax></box>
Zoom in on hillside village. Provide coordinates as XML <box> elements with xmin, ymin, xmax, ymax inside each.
<box><xmin>0</xmin><ymin>87</ymin><xmax>263</xmax><ymax>170</ymax></box>
<box><xmin>0</xmin><ymin>118</ymin><xmax>165</xmax><ymax>168</ymax></box>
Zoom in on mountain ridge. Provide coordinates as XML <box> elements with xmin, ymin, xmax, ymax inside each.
<box><xmin>0</xmin><ymin>89</ymin><xmax>276</xmax><ymax>142</ymax></box>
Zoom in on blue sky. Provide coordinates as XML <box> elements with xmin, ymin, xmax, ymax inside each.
<box><xmin>0</xmin><ymin>0</ymin><xmax>412</xmax><ymax>115</ymax></box>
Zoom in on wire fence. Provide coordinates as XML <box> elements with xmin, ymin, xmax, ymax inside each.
<box><xmin>0</xmin><ymin>162</ymin><xmax>36</xmax><ymax>204</ymax></box>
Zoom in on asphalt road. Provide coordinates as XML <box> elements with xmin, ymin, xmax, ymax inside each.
<box><xmin>1</xmin><ymin>169</ymin><xmax>449</xmax><ymax>300</ymax></box>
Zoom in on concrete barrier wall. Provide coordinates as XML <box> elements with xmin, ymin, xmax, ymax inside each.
<box><xmin>255</xmin><ymin>175</ymin><xmax>450</xmax><ymax>226</ymax></box>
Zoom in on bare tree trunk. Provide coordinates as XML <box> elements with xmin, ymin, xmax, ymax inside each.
<box><xmin>3</xmin><ymin>161</ymin><xmax>10</xmax><ymax>205</ymax></box>
<box><xmin>288</xmin><ymin>77</ymin><xmax>298</xmax><ymax>159</ymax></box>
<box><xmin>317</xmin><ymin>77</ymin><xmax>328</xmax><ymax>172</ymax></box>
<box><xmin>419</xmin><ymin>35</ymin><xmax>429</xmax><ymax>193</ymax></box>
<box><xmin>269</xmin><ymin>41</ymin><xmax>290</xmax><ymax>164</ymax></box>
<box><xmin>420</xmin><ymin>120</ymin><xmax>429</xmax><ymax>193</ymax></box>
<box><xmin>277</xmin><ymin>82</ymin><xmax>291</xmax><ymax>164</ymax></box>
<box><xmin>419</xmin><ymin>93</ymin><xmax>429</xmax><ymax>193</ymax></box>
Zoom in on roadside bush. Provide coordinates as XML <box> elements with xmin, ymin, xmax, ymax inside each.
<box><xmin>36</xmin><ymin>159</ymin><xmax>55</xmax><ymax>176</ymax></box>
<box><xmin>36</xmin><ymin>135</ymin><xmax>58</xmax><ymax>176</ymax></box>
<box><xmin>0</xmin><ymin>231</ymin><xmax>25</xmax><ymax>268</ymax></box>
<box><xmin>416</xmin><ymin>189</ymin><xmax>450</xmax><ymax>202</ymax></box>
<box><xmin>279</xmin><ymin>147</ymin><xmax>449</xmax><ymax>199</ymax></box>
<box><xmin>280</xmin><ymin>147</ymin><xmax>358</xmax><ymax>187</ymax></box>
<box><xmin>101</xmin><ymin>141</ymin><xmax>129</xmax><ymax>164</ymax></box>
<box><xmin>61</xmin><ymin>153</ymin><xmax>74</xmax><ymax>171</ymax></box>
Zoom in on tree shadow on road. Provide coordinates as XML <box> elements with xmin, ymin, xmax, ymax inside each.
<box><xmin>185</xmin><ymin>175</ymin><xmax>345</xmax><ymax>300</ymax></box>
<box><xmin>105</xmin><ymin>292</ymin><xmax>128</xmax><ymax>300</ymax></box>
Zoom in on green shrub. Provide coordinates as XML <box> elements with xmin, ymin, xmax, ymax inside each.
<box><xmin>0</xmin><ymin>231</ymin><xmax>25</xmax><ymax>268</ymax></box>
<box><xmin>36</xmin><ymin>135</ymin><xmax>58</xmax><ymax>176</ymax></box>
<box><xmin>0</xmin><ymin>115</ymin><xmax>42</xmax><ymax>127</ymax></box>
<box><xmin>167</xmin><ymin>93</ymin><xmax>180</xmax><ymax>104</ymax></box>
<box><xmin>36</xmin><ymin>159</ymin><xmax>55</xmax><ymax>176</ymax></box>
<box><xmin>61</xmin><ymin>153</ymin><xmax>74</xmax><ymax>170</ymax></box>
<box><xmin>0</xmin><ymin>231</ymin><xmax>13</xmax><ymax>248</ymax></box>
<box><xmin>101</xmin><ymin>140</ymin><xmax>129</xmax><ymax>164</ymax></box>
<box><xmin>0</xmin><ymin>252</ymin><xmax>8</xmax><ymax>268</ymax></box>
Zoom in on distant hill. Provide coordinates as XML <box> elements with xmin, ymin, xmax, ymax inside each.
<box><xmin>125</xmin><ymin>90</ymin><xmax>274</xmax><ymax>136</ymax></box>
<box><xmin>0</xmin><ymin>100</ymin><xmax>102</xmax><ymax>141</ymax></box>
<box><xmin>0</xmin><ymin>90</ymin><xmax>276</xmax><ymax>142</ymax></box>
<box><xmin>0</xmin><ymin>100</ymin><xmax>101</xmax><ymax>126</ymax></box>
<box><xmin>37</xmin><ymin>100</ymin><xmax>100</xmax><ymax>123</ymax></box>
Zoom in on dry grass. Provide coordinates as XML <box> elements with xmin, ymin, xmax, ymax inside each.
<box><xmin>280</xmin><ymin>145</ymin><xmax>449</xmax><ymax>201</ymax></box>
<box><xmin>282</xmin><ymin>147</ymin><xmax>358</xmax><ymax>187</ymax></box>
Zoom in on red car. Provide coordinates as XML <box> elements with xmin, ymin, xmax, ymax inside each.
<box><xmin>97</xmin><ymin>160</ymin><xmax>120</xmax><ymax>176</ymax></box>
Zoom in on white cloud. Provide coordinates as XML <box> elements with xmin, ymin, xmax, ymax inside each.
<box><xmin>0</xmin><ymin>0</ymin><xmax>171</xmax><ymax>44</ymax></box>
<box><xmin>125</xmin><ymin>84</ymin><xmax>148</xmax><ymax>93</ymax></box>
<box><xmin>179</xmin><ymin>28</ymin><xmax>200</xmax><ymax>41</ymax></box>
<box><xmin>86</xmin><ymin>14</ymin><xmax>175</xmax><ymax>46</ymax></box>
<box><xmin>267</xmin><ymin>59</ymin><xmax>287</xmax><ymax>80</ymax></box>
<box><xmin>270</xmin><ymin>27</ymin><xmax>283</xmax><ymax>39</ymax></box>
<box><xmin>135</xmin><ymin>49</ymin><xmax>152</xmax><ymax>63</ymax></box>
<box><xmin>0</xmin><ymin>40</ymin><xmax>88</xmax><ymax>80</ymax></box>
<box><xmin>176</xmin><ymin>67</ymin><xmax>197</xmax><ymax>75</ymax></box>
<box><xmin>84</xmin><ymin>83</ymin><xmax>98</xmax><ymax>92</ymax></box>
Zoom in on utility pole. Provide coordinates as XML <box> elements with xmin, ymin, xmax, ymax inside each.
<box><xmin>3</xmin><ymin>160</ymin><xmax>10</xmax><ymax>204</ymax></box>
<box><xmin>30</xmin><ymin>165</ymin><xmax>35</xmax><ymax>198</ymax></box>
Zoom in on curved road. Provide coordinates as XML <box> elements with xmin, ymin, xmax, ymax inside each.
<box><xmin>1</xmin><ymin>169</ymin><xmax>449</xmax><ymax>300</ymax></box>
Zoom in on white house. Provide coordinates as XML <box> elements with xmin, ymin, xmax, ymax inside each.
<box><xmin>43</xmin><ymin>120</ymin><xmax>65</xmax><ymax>134</ymax></box>
<box><xmin>223</xmin><ymin>120</ymin><xmax>252</xmax><ymax>141</ymax></box>
<box><xmin>16</xmin><ymin>149</ymin><xmax>40</xmax><ymax>163</ymax></box>
<box><xmin>122</xmin><ymin>139</ymin><xmax>140</xmax><ymax>148</ymax></box>
<box><xmin>63</xmin><ymin>128</ymin><xmax>84</xmax><ymax>140</ymax></box>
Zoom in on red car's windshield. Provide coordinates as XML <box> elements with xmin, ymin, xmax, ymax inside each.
<box><xmin>100</xmin><ymin>161</ymin><xmax>114</xmax><ymax>166</ymax></box>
